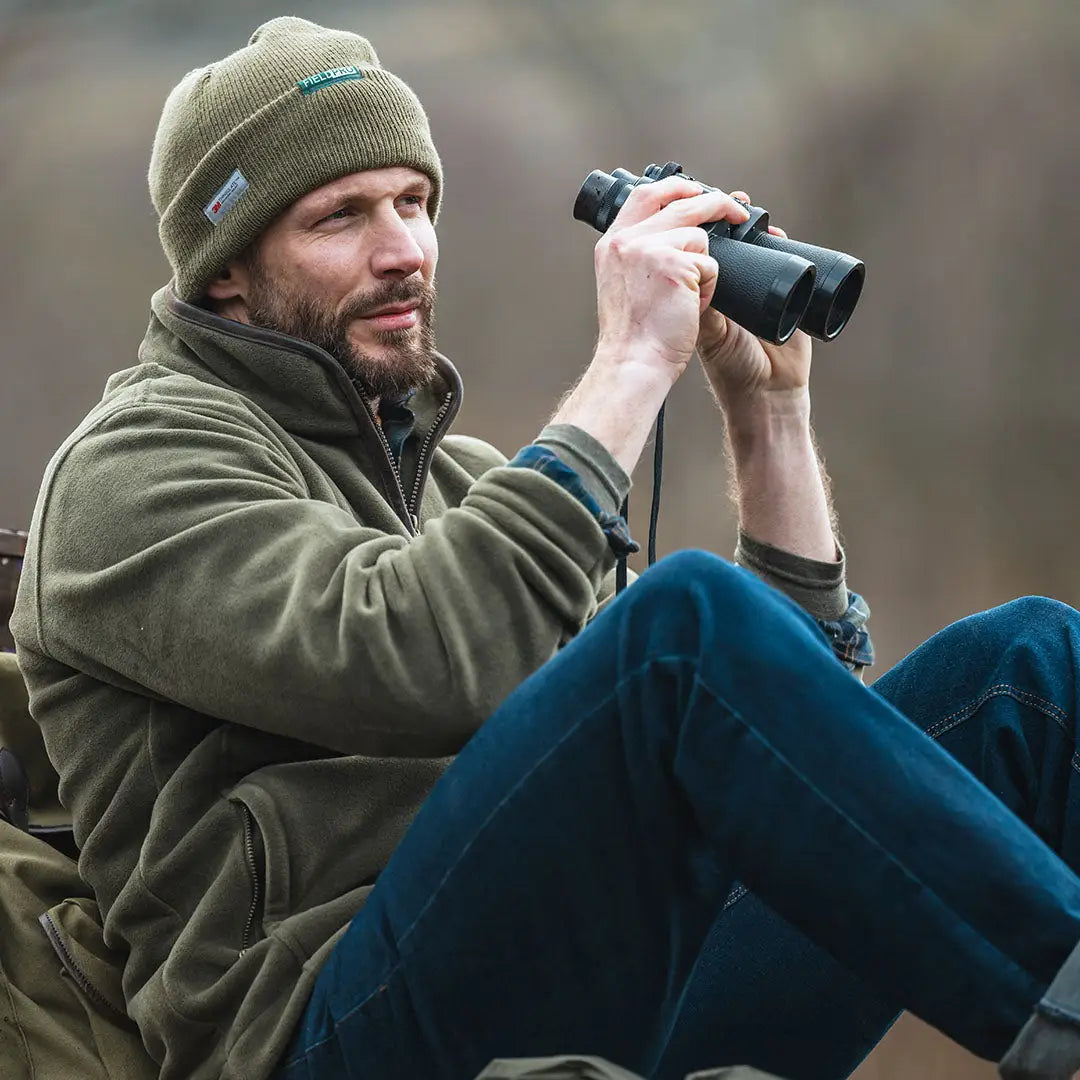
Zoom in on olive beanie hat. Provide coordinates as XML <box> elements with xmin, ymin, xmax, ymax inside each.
<box><xmin>149</xmin><ymin>16</ymin><xmax>443</xmax><ymax>301</ymax></box>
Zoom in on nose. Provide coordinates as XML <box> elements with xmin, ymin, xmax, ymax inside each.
<box><xmin>369</xmin><ymin>209</ymin><xmax>426</xmax><ymax>280</ymax></box>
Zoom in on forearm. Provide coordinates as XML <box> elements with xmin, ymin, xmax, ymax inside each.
<box><xmin>724</xmin><ymin>387</ymin><xmax>838</xmax><ymax>564</ymax></box>
<box><xmin>549</xmin><ymin>343</ymin><xmax>674</xmax><ymax>479</ymax></box>
<box><xmin>721</xmin><ymin>387</ymin><xmax>873</xmax><ymax>670</ymax></box>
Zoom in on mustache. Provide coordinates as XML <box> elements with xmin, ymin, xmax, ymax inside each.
<box><xmin>341</xmin><ymin>280</ymin><xmax>436</xmax><ymax>322</ymax></box>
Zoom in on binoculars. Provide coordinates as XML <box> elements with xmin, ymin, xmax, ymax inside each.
<box><xmin>574</xmin><ymin>161</ymin><xmax>865</xmax><ymax>345</ymax></box>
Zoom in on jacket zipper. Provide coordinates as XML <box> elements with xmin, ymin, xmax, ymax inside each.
<box><xmin>38</xmin><ymin>911</ymin><xmax>127</xmax><ymax>1018</ymax></box>
<box><xmin>361</xmin><ymin>399</ymin><xmax>417</xmax><ymax>534</ymax></box>
<box><xmin>239</xmin><ymin>804</ymin><xmax>262</xmax><ymax>957</ymax></box>
<box><xmin>407</xmin><ymin>392</ymin><xmax>454</xmax><ymax>519</ymax></box>
<box><xmin>362</xmin><ymin>392</ymin><xmax>454</xmax><ymax>535</ymax></box>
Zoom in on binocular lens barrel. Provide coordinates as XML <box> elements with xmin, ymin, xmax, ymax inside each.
<box><xmin>573</xmin><ymin>170</ymin><xmax>632</xmax><ymax>234</ymax></box>
<box><xmin>707</xmin><ymin>236</ymin><xmax>816</xmax><ymax>345</ymax></box>
<box><xmin>574</xmin><ymin>165</ymin><xmax>865</xmax><ymax>344</ymax></box>
<box><xmin>748</xmin><ymin>230</ymin><xmax>865</xmax><ymax>341</ymax></box>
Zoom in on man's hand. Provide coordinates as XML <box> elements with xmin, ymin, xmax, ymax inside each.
<box><xmin>551</xmin><ymin>177</ymin><xmax>751</xmax><ymax>477</ymax></box>
<box><xmin>594</xmin><ymin>176</ymin><xmax>750</xmax><ymax>381</ymax></box>
<box><xmin>695</xmin><ymin>191</ymin><xmax>813</xmax><ymax>416</ymax></box>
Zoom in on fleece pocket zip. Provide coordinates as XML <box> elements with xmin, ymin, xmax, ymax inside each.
<box><xmin>238</xmin><ymin>802</ymin><xmax>265</xmax><ymax>957</ymax></box>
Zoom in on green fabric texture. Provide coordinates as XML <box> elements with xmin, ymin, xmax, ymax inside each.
<box><xmin>474</xmin><ymin>1058</ymin><xmax>652</xmax><ymax>1079</ymax></box>
<box><xmin>149</xmin><ymin>16</ymin><xmax>443</xmax><ymax>301</ymax></box>
<box><xmin>0</xmin><ymin>820</ymin><xmax>156</xmax><ymax>1080</ymax></box>
<box><xmin>11</xmin><ymin>286</ymin><xmax>621</xmax><ymax>1080</ymax></box>
<box><xmin>534</xmin><ymin>423</ymin><xmax>630</xmax><ymax>518</ymax></box>
<box><xmin>735</xmin><ymin>531</ymin><xmax>848</xmax><ymax>621</ymax></box>
<box><xmin>474</xmin><ymin>1062</ymin><xmax>786</xmax><ymax>1080</ymax></box>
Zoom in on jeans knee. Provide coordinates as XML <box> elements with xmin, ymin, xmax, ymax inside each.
<box><xmin>875</xmin><ymin>595</ymin><xmax>1080</xmax><ymax>729</ymax></box>
<box><xmin>640</xmin><ymin>548</ymin><xmax>735</xmax><ymax>586</ymax></box>
<box><xmin>624</xmin><ymin>549</ymin><xmax>824</xmax><ymax>662</ymax></box>
<box><xmin>977</xmin><ymin>596</ymin><xmax>1080</xmax><ymax>675</ymax></box>
<box><xmin>633</xmin><ymin>550</ymin><xmax>758</xmax><ymax>618</ymax></box>
<box><xmin>991</xmin><ymin>595</ymin><xmax>1079</xmax><ymax>633</ymax></box>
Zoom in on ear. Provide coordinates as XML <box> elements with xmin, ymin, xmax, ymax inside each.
<box><xmin>204</xmin><ymin>258</ymin><xmax>251</xmax><ymax>302</ymax></box>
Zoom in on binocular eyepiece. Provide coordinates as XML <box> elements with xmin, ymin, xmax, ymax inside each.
<box><xmin>574</xmin><ymin>161</ymin><xmax>865</xmax><ymax>345</ymax></box>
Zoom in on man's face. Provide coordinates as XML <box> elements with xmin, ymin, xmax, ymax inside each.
<box><xmin>233</xmin><ymin>166</ymin><xmax>439</xmax><ymax>399</ymax></box>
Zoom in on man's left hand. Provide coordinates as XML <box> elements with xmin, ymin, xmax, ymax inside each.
<box><xmin>695</xmin><ymin>190</ymin><xmax>812</xmax><ymax>415</ymax></box>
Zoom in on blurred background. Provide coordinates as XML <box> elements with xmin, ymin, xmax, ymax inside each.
<box><xmin>2</xmin><ymin>0</ymin><xmax>1079</xmax><ymax>1076</ymax></box>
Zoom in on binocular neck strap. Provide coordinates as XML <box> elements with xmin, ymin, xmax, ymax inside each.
<box><xmin>615</xmin><ymin>402</ymin><xmax>666</xmax><ymax>595</ymax></box>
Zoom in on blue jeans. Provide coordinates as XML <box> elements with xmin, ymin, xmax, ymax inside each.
<box><xmin>276</xmin><ymin>552</ymin><xmax>1080</xmax><ymax>1080</ymax></box>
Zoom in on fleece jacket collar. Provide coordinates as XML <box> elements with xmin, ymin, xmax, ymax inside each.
<box><xmin>136</xmin><ymin>286</ymin><xmax>463</xmax><ymax>447</ymax></box>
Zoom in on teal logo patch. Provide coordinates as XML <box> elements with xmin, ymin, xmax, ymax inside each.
<box><xmin>297</xmin><ymin>66</ymin><xmax>364</xmax><ymax>95</ymax></box>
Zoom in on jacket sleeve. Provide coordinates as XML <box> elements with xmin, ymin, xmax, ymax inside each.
<box><xmin>734</xmin><ymin>530</ymin><xmax>875</xmax><ymax>677</ymax></box>
<box><xmin>21</xmin><ymin>401</ymin><xmax>616</xmax><ymax>757</ymax></box>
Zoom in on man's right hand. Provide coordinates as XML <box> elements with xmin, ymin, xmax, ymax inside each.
<box><xmin>593</xmin><ymin>176</ymin><xmax>750</xmax><ymax>380</ymax></box>
<box><xmin>548</xmin><ymin>176</ymin><xmax>751</xmax><ymax>478</ymax></box>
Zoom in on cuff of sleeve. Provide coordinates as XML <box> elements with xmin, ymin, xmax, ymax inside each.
<box><xmin>819</xmin><ymin>591</ymin><xmax>876</xmax><ymax>669</ymax></box>
<box><xmin>508</xmin><ymin>445</ymin><xmax>639</xmax><ymax>558</ymax></box>
<box><xmin>734</xmin><ymin>528</ymin><xmax>848</xmax><ymax>621</ymax></box>
<box><xmin>533</xmin><ymin>424</ymin><xmax>630</xmax><ymax>520</ymax></box>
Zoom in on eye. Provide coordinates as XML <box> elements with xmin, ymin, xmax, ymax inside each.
<box><xmin>320</xmin><ymin>208</ymin><xmax>351</xmax><ymax>223</ymax></box>
<box><xmin>398</xmin><ymin>194</ymin><xmax>425</xmax><ymax>208</ymax></box>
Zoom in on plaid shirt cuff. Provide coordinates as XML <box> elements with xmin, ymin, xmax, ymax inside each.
<box><xmin>817</xmin><ymin>590</ymin><xmax>875</xmax><ymax>670</ymax></box>
<box><xmin>508</xmin><ymin>446</ymin><xmax>640</xmax><ymax>558</ymax></box>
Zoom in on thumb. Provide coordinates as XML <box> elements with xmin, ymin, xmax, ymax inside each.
<box><xmin>698</xmin><ymin>254</ymin><xmax>719</xmax><ymax>313</ymax></box>
<box><xmin>698</xmin><ymin>305</ymin><xmax>731</xmax><ymax>346</ymax></box>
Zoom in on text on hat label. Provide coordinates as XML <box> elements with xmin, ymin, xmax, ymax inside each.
<box><xmin>297</xmin><ymin>66</ymin><xmax>365</xmax><ymax>95</ymax></box>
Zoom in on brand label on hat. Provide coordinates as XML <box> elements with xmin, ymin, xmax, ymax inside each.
<box><xmin>203</xmin><ymin>169</ymin><xmax>249</xmax><ymax>226</ymax></box>
<box><xmin>297</xmin><ymin>66</ymin><xmax>364</xmax><ymax>95</ymax></box>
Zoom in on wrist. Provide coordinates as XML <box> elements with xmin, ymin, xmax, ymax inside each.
<box><xmin>723</xmin><ymin>387</ymin><xmax>812</xmax><ymax>457</ymax></box>
<box><xmin>723</xmin><ymin>394</ymin><xmax>839</xmax><ymax>563</ymax></box>
<box><xmin>593</xmin><ymin>337</ymin><xmax>683</xmax><ymax>392</ymax></box>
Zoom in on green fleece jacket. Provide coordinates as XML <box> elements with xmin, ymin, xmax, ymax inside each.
<box><xmin>12</xmin><ymin>285</ymin><xmax>639</xmax><ymax>1080</ymax></box>
<box><xmin>11</xmin><ymin>286</ymin><xmax>855</xmax><ymax>1080</ymax></box>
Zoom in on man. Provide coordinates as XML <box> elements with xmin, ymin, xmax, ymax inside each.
<box><xmin>11</xmin><ymin>16</ymin><xmax>1080</xmax><ymax>1080</ymax></box>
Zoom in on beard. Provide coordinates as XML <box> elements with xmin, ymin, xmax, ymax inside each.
<box><xmin>244</xmin><ymin>256</ymin><xmax>439</xmax><ymax>399</ymax></box>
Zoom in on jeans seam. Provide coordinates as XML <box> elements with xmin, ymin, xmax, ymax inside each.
<box><xmin>923</xmin><ymin>683</ymin><xmax>1079</xmax><ymax>775</ymax></box>
<box><xmin>283</xmin><ymin>652</ymin><xmax>695</xmax><ymax>1067</ymax></box>
<box><xmin>1038</xmin><ymin>999</ymin><xmax>1080</xmax><ymax>1025</ymax></box>
<box><xmin>722</xmin><ymin>882</ymin><xmax>748</xmax><ymax>912</ymax></box>
<box><xmin>689</xmin><ymin>672</ymin><xmax>1049</xmax><ymax>999</ymax></box>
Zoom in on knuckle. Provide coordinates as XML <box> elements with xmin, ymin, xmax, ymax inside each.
<box><xmin>604</xmin><ymin>234</ymin><xmax>627</xmax><ymax>257</ymax></box>
<box><xmin>624</xmin><ymin>183</ymin><xmax>659</xmax><ymax>209</ymax></box>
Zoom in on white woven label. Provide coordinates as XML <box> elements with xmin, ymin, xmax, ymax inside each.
<box><xmin>203</xmin><ymin>169</ymin><xmax>249</xmax><ymax>226</ymax></box>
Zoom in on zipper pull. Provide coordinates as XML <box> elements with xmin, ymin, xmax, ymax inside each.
<box><xmin>410</xmin><ymin>512</ymin><xmax>420</xmax><ymax>533</ymax></box>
